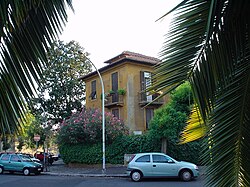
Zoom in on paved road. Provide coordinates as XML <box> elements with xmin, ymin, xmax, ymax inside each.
<box><xmin>0</xmin><ymin>174</ymin><xmax>204</xmax><ymax>187</ymax></box>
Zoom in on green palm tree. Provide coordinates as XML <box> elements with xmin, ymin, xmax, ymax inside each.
<box><xmin>151</xmin><ymin>0</ymin><xmax>250</xmax><ymax>186</ymax></box>
<box><xmin>0</xmin><ymin>1</ymin><xmax>73</xmax><ymax>138</ymax></box>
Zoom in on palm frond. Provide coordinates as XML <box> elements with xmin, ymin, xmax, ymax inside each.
<box><xmin>152</xmin><ymin>0</ymin><xmax>250</xmax><ymax>186</ymax></box>
<box><xmin>151</xmin><ymin>0</ymin><xmax>210</xmax><ymax>103</ymax></box>
<box><xmin>0</xmin><ymin>0</ymin><xmax>73</xmax><ymax>136</ymax></box>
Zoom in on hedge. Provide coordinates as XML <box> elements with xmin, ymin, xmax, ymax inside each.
<box><xmin>59</xmin><ymin>134</ymin><xmax>201</xmax><ymax>165</ymax></box>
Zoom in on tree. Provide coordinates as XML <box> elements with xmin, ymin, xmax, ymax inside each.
<box><xmin>2</xmin><ymin>137</ymin><xmax>11</xmax><ymax>152</ymax></box>
<box><xmin>34</xmin><ymin>40</ymin><xmax>92</xmax><ymax>123</ymax></box>
<box><xmin>18</xmin><ymin>112</ymin><xmax>49</xmax><ymax>150</ymax></box>
<box><xmin>149</xmin><ymin>83</ymin><xmax>200</xmax><ymax>163</ymax></box>
<box><xmin>0</xmin><ymin>1</ymin><xmax>73</xmax><ymax>138</ymax></box>
<box><xmin>17</xmin><ymin>137</ymin><xmax>25</xmax><ymax>152</ymax></box>
<box><xmin>151</xmin><ymin>1</ymin><xmax>250</xmax><ymax>186</ymax></box>
<box><xmin>149</xmin><ymin>82</ymin><xmax>193</xmax><ymax>142</ymax></box>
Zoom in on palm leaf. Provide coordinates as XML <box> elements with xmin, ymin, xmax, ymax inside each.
<box><xmin>151</xmin><ymin>0</ymin><xmax>250</xmax><ymax>186</ymax></box>
<box><xmin>0</xmin><ymin>0</ymin><xmax>73</xmax><ymax>137</ymax></box>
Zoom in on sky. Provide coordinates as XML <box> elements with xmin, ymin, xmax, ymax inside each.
<box><xmin>60</xmin><ymin>0</ymin><xmax>181</xmax><ymax>69</ymax></box>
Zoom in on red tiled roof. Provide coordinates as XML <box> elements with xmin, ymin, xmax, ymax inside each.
<box><xmin>104</xmin><ymin>51</ymin><xmax>160</xmax><ymax>65</ymax></box>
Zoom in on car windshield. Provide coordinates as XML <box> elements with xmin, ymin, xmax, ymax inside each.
<box><xmin>21</xmin><ymin>155</ymin><xmax>32</xmax><ymax>162</ymax></box>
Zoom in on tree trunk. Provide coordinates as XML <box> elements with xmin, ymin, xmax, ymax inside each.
<box><xmin>161</xmin><ymin>138</ymin><xmax>167</xmax><ymax>154</ymax></box>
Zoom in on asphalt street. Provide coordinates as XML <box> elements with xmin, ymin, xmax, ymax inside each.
<box><xmin>0</xmin><ymin>174</ymin><xmax>204</xmax><ymax>187</ymax></box>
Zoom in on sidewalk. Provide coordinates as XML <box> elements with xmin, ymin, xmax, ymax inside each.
<box><xmin>42</xmin><ymin>159</ymin><xmax>205</xmax><ymax>178</ymax></box>
<box><xmin>42</xmin><ymin>159</ymin><xmax>127</xmax><ymax>177</ymax></box>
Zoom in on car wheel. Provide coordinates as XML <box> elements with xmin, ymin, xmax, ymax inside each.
<box><xmin>131</xmin><ymin>170</ymin><xmax>142</xmax><ymax>182</ymax></box>
<box><xmin>0</xmin><ymin>166</ymin><xmax>3</xmax><ymax>174</ymax></box>
<box><xmin>180</xmin><ymin>170</ymin><xmax>192</xmax><ymax>181</ymax></box>
<box><xmin>23</xmin><ymin>168</ymin><xmax>30</xmax><ymax>176</ymax></box>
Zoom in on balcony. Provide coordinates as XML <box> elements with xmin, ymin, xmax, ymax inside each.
<box><xmin>105</xmin><ymin>93</ymin><xmax>124</xmax><ymax>108</ymax></box>
<box><xmin>139</xmin><ymin>92</ymin><xmax>164</xmax><ymax>106</ymax></box>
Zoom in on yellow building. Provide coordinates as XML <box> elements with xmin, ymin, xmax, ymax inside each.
<box><xmin>80</xmin><ymin>51</ymin><xmax>168</xmax><ymax>134</ymax></box>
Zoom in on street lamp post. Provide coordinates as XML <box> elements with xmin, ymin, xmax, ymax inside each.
<box><xmin>86</xmin><ymin>57</ymin><xmax>106</xmax><ymax>173</ymax></box>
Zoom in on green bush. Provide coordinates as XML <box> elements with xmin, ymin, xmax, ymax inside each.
<box><xmin>59</xmin><ymin>133</ymin><xmax>201</xmax><ymax>165</ymax></box>
<box><xmin>165</xmin><ymin>140</ymin><xmax>202</xmax><ymax>164</ymax></box>
<box><xmin>59</xmin><ymin>134</ymin><xmax>161</xmax><ymax>164</ymax></box>
<box><xmin>57</xmin><ymin>108</ymin><xmax>129</xmax><ymax>145</ymax></box>
<box><xmin>59</xmin><ymin>144</ymin><xmax>103</xmax><ymax>164</ymax></box>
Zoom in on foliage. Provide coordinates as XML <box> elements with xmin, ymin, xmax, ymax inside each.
<box><xmin>59</xmin><ymin>134</ymin><xmax>201</xmax><ymax>165</ymax></box>
<box><xmin>2</xmin><ymin>137</ymin><xmax>11</xmax><ymax>151</ymax></box>
<box><xmin>150</xmin><ymin>1</ymin><xmax>250</xmax><ymax>186</ymax></box>
<box><xmin>149</xmin><ymin>106</ymin><xmax>187</xmax><ymax>141</ymax></box>
<box><xmin>109</xmin><ymin>90</ymin><xmax>115</xmax><ymax>95</ymax></box>
<box><xmin>148</xmin><ymin>82</ymin><xmax>196</xmax><ymax>149</ymax></box>
<box><xmin>59</xmin><ymin>134</ymin><xmax>161</xmax><ymax>165</ymax></box>
<box><xmin>148</xmin><ymin>82</ymin><xmax>201</xmax><ymax>163</ymax></box>
<box><xmin>117</xmin><ymin>89</ymin><xmax>126</xmax><ymax>95</ymax></box>
<box><xmin>0</xmin><ymin>0</ymin><xmax>73</xmax><ymax>138</ymax></box>
<box><xmin>106</xmin><ymin>134</ymin><xmax>161</xmax><ymax>164</ymax></box>
<box><xmin>32</xmin><ymin>40</ymin><xmax>92</xmax><ymax>123</ymax></box>
<box><xmin>59</xmin><ymin>144</ymin><xmax>103</xmax><ymax>164</ymax></box>
<box><xmin>169</xmin><ymin>82</ymin><xmax>193</xmax><ymax>114</ymax></box>
<box><xmin>18</xmin><ymin>111</ymin><xmax>53</xmax><ymax>150</ymax></box>
<box><xmin>57</xmin><ymin>108</ymin><xmax>129</xmax><ymax>146</ymax></box>
<box><xmin>17</xmin><ymin>137</ymin><xmax>25</xmax><ymax>152</ymax></box>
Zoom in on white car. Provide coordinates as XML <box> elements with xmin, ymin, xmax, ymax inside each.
<box><xmin>126</xmin><ymin>152</ymin><xmax>199</xmax><ymax>182</ymax></box>
<box><xmin>20</xmin><ymin>154</ymin><xmax>41</xmax><ymax>163</ymax></box>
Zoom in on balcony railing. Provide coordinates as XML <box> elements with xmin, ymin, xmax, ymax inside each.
<box><xmin>139</xmin><ymin>92</ymin><xmax>164</xmax><ymax>106</ymax></box>
<box><xmin>105</xmin><ymin>93</ymin><xmax>124</xmax><ymax>108</ymax></box>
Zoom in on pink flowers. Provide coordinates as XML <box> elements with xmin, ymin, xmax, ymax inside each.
<box><xmin>58</xmin><ymin>108</ymin><xmax>129</xmax><ymax>145</ymax></box>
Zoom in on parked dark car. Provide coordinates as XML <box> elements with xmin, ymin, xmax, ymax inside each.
<box><xmin>0</xmin><ymin>153</ymin><xmax>43</xmax><ymax>175</ymax></box>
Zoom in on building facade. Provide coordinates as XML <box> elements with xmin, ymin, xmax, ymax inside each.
<box><xmin>80</xmin><ymin>51</ymin><xmax>169</xmax><ymax>134</ymax></box>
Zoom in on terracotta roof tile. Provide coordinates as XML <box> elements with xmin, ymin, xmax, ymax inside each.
<box><xmin>104</xmin><ymin>51</ymin><xmax>160</xmax><ymax>65</ymax></box>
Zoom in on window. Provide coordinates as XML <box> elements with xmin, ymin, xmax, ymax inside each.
<box><xmin>146</xmin><ymin>108</ymin><xmax>154</xmax><ymax>129</ymax></box>
<box><xmin>10</xmin><ymin>155</ymin><xmax>20</xmax><ymax>162</ymax></box>
<box><xmin>144</xmin><ymin>72</ymin><xmax>152</xmax><ymax>89</ymax></box>
<box><xmin>140</xmin><ymin>71</ymin><xmax>153</xmax><ymax>101</ymax></box>
<box><xmin>111</xmin><ymin>72</ymin><xmax>118</xmax><ymax>102</ymax></box>
<box><xmin>112</xmin><ymin>108</ymin><xmax>119</xmax><ymax>118</ymax></box>
<box><xmin>135</xmin><ymin>155</ymin><xmax>150</xmax><ymax>163</ymax></box>
<box><xmin>153</xmin><ymin>155</ymin><xmax>173</xmax><ymax>163</ymax></box>
<box><xmin>90</xmin><ymin>80</ymin><xmax>96</xmax><ymax>100</ymax></box>
<box><xmin>0</xmin><ymin>155</ymin><xmax>10</xmax><ymax>161</ymax></box>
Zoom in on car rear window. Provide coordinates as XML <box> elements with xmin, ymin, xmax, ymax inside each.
<box><xmin>1</xmin><ymin>155</ymin><xmax>10</xmax><ymax>161</ymax></box>
<box><xmin>135</xmin><ymin>155</ymin><xmax>150</xmax><ymax>162</ymax></box>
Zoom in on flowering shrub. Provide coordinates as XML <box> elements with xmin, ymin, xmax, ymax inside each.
<box><xmin>58</xmin><ymin>108</ymin><xmax>129</xmax><ymax>145</ymax></box>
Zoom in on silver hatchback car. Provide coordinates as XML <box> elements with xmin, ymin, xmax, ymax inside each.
<box><xmin>126</xmin><ymin>152</ymin><xmax>199</xmax><ymax>182</ymax></box>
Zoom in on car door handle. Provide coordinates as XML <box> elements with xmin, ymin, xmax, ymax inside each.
<box><xmin>153</xmin><ymin>165</ymin><xmax>156</xmax><ymax>167</ymax></box>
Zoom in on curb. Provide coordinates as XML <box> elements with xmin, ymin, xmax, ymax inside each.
<box><xmin>42</xmin><ymin>172</ymin><xmax>128</xmax><ymax>178</ymax></box>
